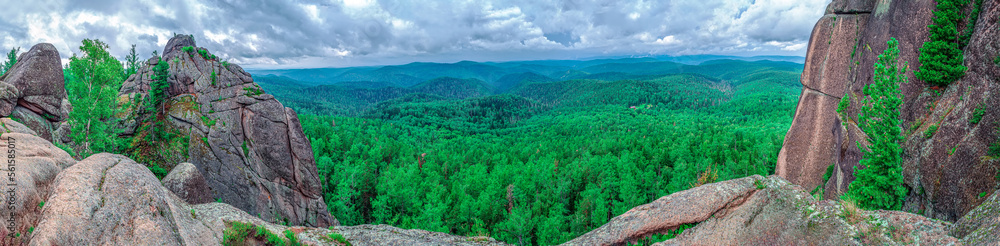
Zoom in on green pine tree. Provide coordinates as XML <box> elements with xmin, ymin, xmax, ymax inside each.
<box><xmin>1</xmin><ymin>47</ymin><xmax>19</xmax><ymax>76</ymax></box>
<box><xmin>125</xmin><ymin>44</ymin><xmax>141</xmax><ymax>78</ymax></box>
<box><xmin>846</xmin><ymin>37</ymin><xmax>909</xmax><ymax>210</ymax></box>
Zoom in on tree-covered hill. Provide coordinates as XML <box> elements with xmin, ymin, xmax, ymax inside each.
<box><xmin>271</xmin><ymin>59</ymin><xmax>804</xmax><ymax>245</ymax></box>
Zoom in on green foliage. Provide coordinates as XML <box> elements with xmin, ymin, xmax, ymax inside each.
<box><xmin>221</xmin><ymin>221</ymin><xmax>287</xmax><ymax>246</ymax></box>
<box><xmin>244</xmin><ymin>85</ymin><xmax>265</xmax><ymax>96</ymax></box>
<box><xmin>837</xmin><ymin>93</ymin><xmax>851</xmax><ymax>126</ymax></box>
<box><xmin>146</xmin><ymin>57</ymin><xmax>170</xmax><ymax>114</ymax></box>
<box><xmin>823</xmin><ymin>164</ymin><xmax>835</xmax><ymax>184</ymax></box>
<box><xmin>211</xmin><ymin>71</ymin><xmax>217</xmax><ymax>86</ymax></box>
<box><xmin>197</xmin><ymin>49</ymin><xmax>218</xmax><ymax>61</ymax></box>
<box><xmin>959</xmin><ymin>0</ymin><xmax>985</xmax><ymax>47</ymax></box>
<box><xmin>38</xmin><ymin>201</ymin><xmax>44</xmax><ymax>209</ymax></box>
<box><xmin>149</xmin><ymin>165</ymin><xmax>168</xmax><ymax>180</ymax></box>
<box><xmin>283</xmin><ymin>230</ymin><xmax>302</xmax><ymax>246</ymax></box>
<box><xmin>66</xmin><ymin>39</ymin><xmax>128</xmax><ymax>158</ymax></box>
<box><xmin>298</xmin><ymin>62</ymin><xmax>800</xmax><ymax>245</ymax></box>
<box><xmin>924</xmin><ymin>124</ymin><xmax>939</xmax><ymax>138</ymax></box>
<box><xmin>846</xmin><ymin>38</ymin><xmax>908</xmax><ymax>211</ymax></box>
<box><xmin>916</xmin><ymin>0</ymin><xmax>973</xmax><ymax>87</ymax></box>
<box><xmin>126</xmin><ymin>56</ymin><xmax>189</xmax><ymax>176</ymax></box>
<box><xmin>242</xmin><ymin>141</ymin><xmax>250</xmax><ymax>156</ymax></box>
<box><xmin>1</xmin><ymin>47</ymin><xmax>19</xmax><ymax>76</ymax></box>
<box><xmin>201</xmin><ymin>115</ymin><xmax>217</xmax><ymax>127</ymax></box>
<box><xmin>970</xmin><ymin>103</ymin><xmax>986</xmax><ymax>124</ymax></box>
<box><xmin>182</xmin><ymin>46</ymin><xmax>195</xmax><ymax>57</ymax></box>
<box><xmin>994</xmin><ymin>56</ymin><xmax>1000</xmax><ymax>65</ymax></box>
<box><xmin>327</xmin><ymin>233</ymin><xmax>351</xmax><ymax>246</ymax></box>
<box><xmin>628</xmin><ymin>223</ymin><xmax>696</xmax><ymax>246</ymax></box>
<box><xmin>125</xmin><ymin>44</ymin><xmax>141</xmax><ymax>77</ymax></box>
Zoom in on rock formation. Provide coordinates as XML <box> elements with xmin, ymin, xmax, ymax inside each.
<box><xmin>162</xmin><ymin>162</ymin><xmax>214</xmax><ymax>204</ymax></box>
<box><xmin>776</xmin><ymin>0</ymin><xmax>1000</xmax><ymax>221</ymax></box>
<box><xmin>0</xmin><ymin>43</ymin><xmax>73</xmax><ymax>143</ymax></box>
<box><xmin>117</xmin><ymin>34</ymin><xmax>336</xmax><ymax>227</ymax></box>
<box><xmin>0</xmin><ymin>118</ymin><xmax>75</xmax><ymax>245</ymax></box>
<box><xmin>565</xmin><ymin>175</ymin><xmax>998</xmax><ymax>246</ymax></box>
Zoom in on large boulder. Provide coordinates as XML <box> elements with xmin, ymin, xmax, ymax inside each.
<box><xmin>0</xmin><ymin>43</ymin><xmax>73</xmax><ymax>144</ymax></box>
<box><xmin>564</xmin><ymin>175</ymin><xmax>983</xmax><ymax>246</ymax></box>
<box><xmin>162</xmin><ymin>162</ymin><xmax>214</xmax><ymax>204</ymax></box>
<box><xmin>118</xmin><ymin>34</ymin><xmax>336</xmax><ymax>227</ymax></box>
<box><xmin>0</xmin><ymin>43</ymin><xmax>68</xmax><ymax>121</ymax></box>
<box><xmin>30</xmin><ymin>153</ymin><xmax>216</xmax><ymax>245</ymax></box>
<box><xmin>0</xmin><ymin>118</ymin><xmax>75</xmax><ymax>245</ymax></box>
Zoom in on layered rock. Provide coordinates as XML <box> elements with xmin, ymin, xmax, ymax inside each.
<box><xmin>117</xmin><ymin>34</ymin><xmax>335</xmax><ymax>227</ymax></box>
<box><xmin>777</xmin><ymin>0</ymin><xmax>1000</xmax><ymax>221</ymax></box>
<box><xmin>0</xmin><ymin>43</ymin><xmax>73</xmax><ymax>143</ymax></box>
<box><xmin>565</xmin><ymin>175</ymin><xmax>998</xmax><ymax>246</ymax></box>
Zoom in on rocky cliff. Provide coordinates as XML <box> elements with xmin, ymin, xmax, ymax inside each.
<box><xmin>116</xmin><ymin>35</ymin><xmax>336</xmax><ymax>227</ymax></box>
<box><xmin>777</xmin><ymin>0</ymin><xmax>1000</xmax><ymax>222</ymax></box>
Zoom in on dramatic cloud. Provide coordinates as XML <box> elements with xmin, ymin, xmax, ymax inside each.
<box><xmin>0</xmin><ymin>0</ymin><xmax>831</xmax><ymax>68</ymax></box>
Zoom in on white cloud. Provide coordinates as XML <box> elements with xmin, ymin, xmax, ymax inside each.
<box><xmin>0</xmin><ymin>0</ymin><xmax>831</xmax><ymax>68</ymax></box>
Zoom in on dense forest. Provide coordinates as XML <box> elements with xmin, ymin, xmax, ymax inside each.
<box><xmin>257</xmin><ymin>59</ymin><xmax>804</xmax><ymax>245</ymax></box>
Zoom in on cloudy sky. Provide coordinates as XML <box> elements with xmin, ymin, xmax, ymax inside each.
<box><xmin>0</xmin><ymin>0</ymin><xmax>831</xmax><ymax>69</ymax></box>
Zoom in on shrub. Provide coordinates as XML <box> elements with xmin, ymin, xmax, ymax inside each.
<box><xmin>924</xmin><ymin>124</ymin><xmax>939</xmax><ymax>138</ymax></box>
<box><xmin>328</xmin><ymin>232</ymin><xmax>351</xmax><ymax>246</ymax></box>
<box><xmin>221</xmin><ymin>221</ymin><xmax>287</xmax><ymax>246</ymax></box>
<box><xmin>182</xmin><ymin>46</ymin><xmax>195</xmax><ymax>58</ymax></box>
<box><xmin>211</xmin><ymin>71</ymin><xmax>217</xmax><ymax>86</ymax></box>
<box><xmin>149</xmin><ymin>165</ymin><xmax>168</xmax><ymax>180</ymax></box>
<box><xmin>970</xmin><ymin>103</ymin><xmax>986</xmax><ymax>124</ymax></box>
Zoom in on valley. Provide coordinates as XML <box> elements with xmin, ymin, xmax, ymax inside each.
<box><xmin>251</xmin><ymin>59</ymin><xmax>803</xmax><ymax>245</ymax></box>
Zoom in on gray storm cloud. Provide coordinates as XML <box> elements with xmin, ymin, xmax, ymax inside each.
<box><xmin>0</xmin><ymin>0</ymin><xmax>830</xmax><ymax>68</ymax></box>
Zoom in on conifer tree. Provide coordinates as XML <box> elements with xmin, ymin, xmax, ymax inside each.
<box><xmin>125</xmin><ymin>44</ymin><xmax>141</xmax><ymax>78</ymax></box>
<box><xmin>1</xmin><ymin>47</ymin><xmax>18</xmax><ymax>75</ymax></box>
<box><xmin>846</xmin><ymin>38</ymin><xmax>908</xmax><ymax>210</ymax></box>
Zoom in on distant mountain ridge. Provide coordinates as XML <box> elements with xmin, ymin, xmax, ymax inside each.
<box><xmin>253</xmin><ymin>59</ymin><xmax>804</xmax><ymax>117</ymax></box>
<box><xmin>247</xmin><ymin>56</ymin><xmax>804</xmax><ymax>87</ymax></box>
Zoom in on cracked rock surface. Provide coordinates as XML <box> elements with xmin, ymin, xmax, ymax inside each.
<box><xmin>118</xmin><ymin>34</ymin><xmax>336</xmax><ymax>227</ymax></box>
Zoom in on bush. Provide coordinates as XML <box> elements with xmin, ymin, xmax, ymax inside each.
<box><xmin>924</xmin><ymin>124</ymin><xmax>939</xmax><ymax>138</ymax></box>
<box><xmin>327</xmin><ymin>233</ymin><xmax>351</xmax><ymax>246</ymax></box>
<box><xmin>221</xmin><ymin>221</ymin><xmax>287</xmax><ymax>246</ymax></box>
<box><xmin>970</xmin><ymin>103</ymin><xmax>986</xmax><ymax>124</ymax></box>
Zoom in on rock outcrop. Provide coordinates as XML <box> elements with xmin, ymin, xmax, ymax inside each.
<box><xmin>776</xmin><ymin>0</ymin><xmax>1000</xmax><ymax>222</ymax></box>
<box><xmin>117</xmin><ymin>34</ymin><xmax>335</xmax><ymax>227</ymax></box>
<box><xmin>565</xmin><ymin>175</ymin><xmax>998</xmax><ymax>246</ymax></box>
<box><xmin>162</xmin><ymin>162</ymin><xmax>214</xmax><ymax>204</ymax></box>
<box><xmin>0</xmin><ymin>118</ymin><xmax>75</xmax><ymax>245</ymax></box>
<box><xmin>0</xmin><ymin>43</ymin><xmax>72</xmax><ymax>143</ymax></box>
